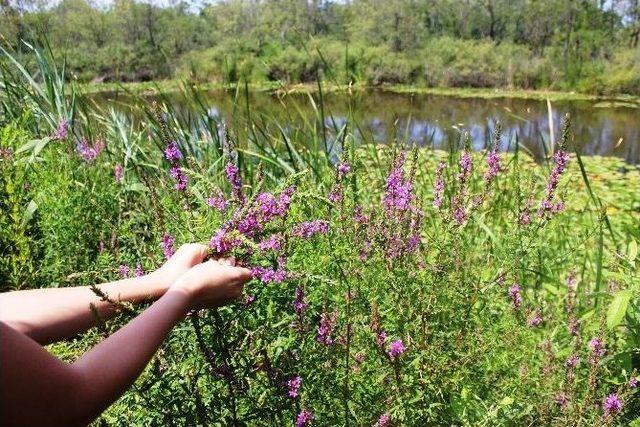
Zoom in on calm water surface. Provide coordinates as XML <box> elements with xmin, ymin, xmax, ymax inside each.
<box><xmin>97</xmin><ymin>89</ymin><xmax>640</xmax><ymax>164</ymax></box>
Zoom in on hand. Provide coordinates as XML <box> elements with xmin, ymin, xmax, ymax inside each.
<box><xmin>170</xmin><ymin>257</ymin><xmax>252</xmax><ymax>310</ymax></box>
<box><xmin>150</xmin><ymin>243</ymin><xmax>210</xmax><ymax>291</ymax></box>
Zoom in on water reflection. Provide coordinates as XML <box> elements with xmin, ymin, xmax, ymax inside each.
<box><xmin>94</xmin><ymin>89</ymin><xmax>640</xmax><ymax>164</ymax></box>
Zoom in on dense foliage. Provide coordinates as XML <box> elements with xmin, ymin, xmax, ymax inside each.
<box><xmin>1</xmin><ymin>0</ymin><xmax>640</xmax><ymax>95</ymax></box>
<box><xmin>1</xmin><ymin>45</ymin><xmax>640</xmax><ymax>426</ymax></box>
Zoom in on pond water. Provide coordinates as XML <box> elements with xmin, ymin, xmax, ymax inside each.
<box><xmin>96</xmin><ymin>89</ymin><xmax>640</xmax><ymax>165</ymax></box>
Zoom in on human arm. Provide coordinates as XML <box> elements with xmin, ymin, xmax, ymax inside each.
<box><xmin>0</xmin><ymin>258</ymin><xmax>251</xmax><ymax>427</ymax></box>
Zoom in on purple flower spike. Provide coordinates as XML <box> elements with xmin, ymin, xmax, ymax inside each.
<box><xmin>296</xmin><ymin>409</ymin><xmax>314</xmax><ymax>427</ymax></box>
<box><xmin>118</xmin><ymin>265</ymin><xmax>130</xmax><ymax>278</ymax></box>
<box><xmin>630</xmin><ymin>377</ymin><xmax>638</xmax><ymax>388</ymax></box>
<box><xmin>458</xmin><ymin>151</ymin><xmax>472</xmax><ymax>183</ymax></box>
<box><xmin>375</xmin><ymin>413</ymin><xmax>391</xmax><ymax>427</ymax></box>
<box><xmin>53</xmin><ymin>119</ymin><xmax>68</xmax><ymax>140</ymax></box>
<box><xmin>293</xmin><ymin>287</ymin><xmax>308</xmax><ymax>315</ymax></box>
<box><xmin>135</xmin><ymin>263</ymin><xmax>144</xmax><ymax>278</ymax></box>
<box><xmin>169</xmin><ymin>165</ymin><xmax>188</xmax><ymax>192</ymax></box>
<box><xmin>538</xmin><ymin>150</ymin><xmax>570</xmax><ymax>218</ymax></box>
<box><xmin>527</xmin><ymin>312</ymin><xmax>543</xmax><ymax>327</ymax></box>
<box><xmin>316</xmin><ymin>311</ymin><xmax>338</xmax><ymax>346</ymax></box>
<box><xmin>555</xmin><ymin>393</ymin><xmax>568</xmax><ymax>409</ymax></box>
<box><xmin>509</xmin><ymin>284</ymin><xmax>522</xmax><ymax>309</ymax></box>
<box><xmin>383</xmin><ymin>151</ymin><xmax>413</xmax><ymax>212</ymax></box>
<box><xmin>387</xmin><ymin>339</ymin><xmax>405</xmax><ymax>360</ymax></box>
<box><xmin>225</xmin><ymin>161</ymin><xmax>243</xmax><ymax>201</ymax></box>
<box><xmin>209</xmin><ymin>228</ymin><xmax>239</xmax><ymax>255</ymax></box>
<box><xmin>114</xmin><ymin>164</ymin><xmax>123</xmax><ymax>183</ymax></box>
<box><xmin>164</xmin><ymin>141</ymin><xmax>182</xmax><ymax>162</ymax></box>
<box><xmin>286</xmin><ymin>376</ymin><xmax>302</xmax><ymax>398</ymax></box>
<box><xmin>602</xmin><ymin>394</ymin><xmax>623</xmax><ymax>416</ymax></box>
<box><xmin>588</xmin><ymin>338</ymin><xmax>606</xmax><ymax>357</ymax></box>
<box><xmin>161</xmin><ymin>233</ymin><xmax>175</xmax><ymax>260</ymax></box>
<box><xmin>258</xmin><ymin>234</ymin><xmax>283</xmax><ymax>252</ymax></box>
<box><xmin>433</xmin><ymin>161</ymin><xmax>446</xmax><ymax>209</ymax></box>
<box><xmin>564</xmin><ymin>355</ymin><xmax>579</xmax><ymax>369</ymax></box>
<box><xmin>292</xmin><ymin>220</ymin><xmax>329</xmax><ymax>239</ymax></box>
<box><xmin>337</xmin><ymin>161</ymin><xmax>351</xmax><ymax>179</ymax></box>
<box><xmin>484</xmin><ymin>148</ymin><xmax>502</xmax><ymax>183</ymax></box>
<box><xmin>207</xmin><ymin>190</ymin><xmax>229</xmax><ymax>212</ymax></box>
<box><xmin>77</xmin><ymin>138</ymin><xmax>103</xmax><ymax>163</ymax></box>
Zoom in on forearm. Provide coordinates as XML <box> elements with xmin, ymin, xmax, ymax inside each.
<box><xmin>0</xmin><ymin>289</ymin><xmax>192</xmax><ymax>427</ymax></box>
<box><xmin>70</xmin><ymin>288</ymin><xmax>191</xmax><ymax>425</ymax></box>
<box><xmin>0</xmin><ymin>272</ymin><xmax>169</xmax><ymax>345</ymax></box>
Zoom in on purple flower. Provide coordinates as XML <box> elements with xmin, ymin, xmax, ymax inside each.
<box><xmin>251</xmin><ymin>266</ymin><xmax>288</xmax><ymax>283</ymax></box>
<box><xmin>77</xmin><ymin>138</ymin><xmax>103</xmax><ymax>163</ymax></box>
<box><xmin>259</xmin><ymin>234</ymin><xmax>283</xmax><ymax>252</ymax></box>
<box><xmin>337</xmin><ymin>161</ymin><xmax>351</xmax><ymax>179</ymax></box>
<box><xmin>296</xmin><ymin>409</ymin><xmax>314</xmax><ymax>427</ymax></box>
<box><xmin>114</xmin><ymin>164</ymin><xmax>123</xmax><ymax>183</ymax></box>
<box><xmin>452</xmin><ymin>197</ymin><xmax>467</xmax><ymax>226</ymax></box>
<box><xmin>564</xmin><ymin>355</ymin><xmax>580</xmax><ymax>368</ymax></box>
<box><xmin>293</xmin><ymin>286</ymin><xmax>308</xmax><ymax>315</ymax></box>
<box><xmin>225</xmin><ymin>161</ymin><xmax>243</xmax><ymax>201</ymax></box>
<box><xmin>588</xmin><ymin>338</ymin><xmax>606</xmax><ymax>357</ymax></box>
<box><xmin>433</xmin><ymin>161</ymin><xmax>446</xmax><ymax>209</ymax></box>
<box><xmin>538</xmin><ymin>150</ymin><xmax>570</xmax><ymax>218</ymax></box>
<box><xmin>387</xmin><ymin>339</ymin><xmax>405</xmax><ymax>359</ymax></box>
<box><xmin>509</xmin><ymin>284</ymin><xmax>522</xmax><ymax>309</ymax></box>
<box><xmin>52</xmin><ymin>119</ymin><xmax>68</xmax><ymax>140</ymax></box>
<box><xmin>316</xmin><ymin>311</ymin><xmax>338</xmax><ymax>346</ymax></box>
<box><xmin>328</xmin><ymin>185</ymin><xmax>343</xmax><ymax>204</ymax></box>
<box><xmin>161</xmin><ymin>233</ymin><xmax>175</xmax><ymax>260</ymax></box>
<box><xmin>484</xmin><ymin>148</ymin><xmax>502</xmax><ymax>183</ymax></box>
<box><xmin>251</xmin><ymin>257</ymin><xmax>288</xmax><ymax>283</ymax></box>
<box><xmin>209</xmin><ymin>228</ymin><xmax>239</xmax><ymax>255</ymax></box>
<box><xmin>458</xmin><ymin>151</ymin><xmax>472</xmax><ymax>183</ymax></box>
<box><xmin>353</xmin><ymin>205</ymin><xmax>367</xmax><ymax>224</ymax></box>
<box><xmin>207</xmin><ymin>190</ymin><xmax>229</xmax><ymax>212</ymax></box>
<box><xmin>135</xmin><ymin>263</ymin><xmax>144</xmax><ymax>277</ymax></box>
<box><xmin>602</xmin><ymin>394</ymin><xmax>623</xmax><ymax>416</ymax></box>
<box><xmin>630</xmin><ymin>377</ymin><xmax>638</xmax><ymax>388</ymax></box>
<box><xmin>375</xmin><ymin>413</ymin><xmax>390</xmax><ymax>427</ymax></box>
<box><xmin>256</xmin><ymin>189</ymin><xmax>293</xmax><ymax>218</ymax></box>
<box><xmin>164</xmin><ymin>141</ymin><xmax>182</xmax><ymax>162</ymax></box>
<box><xmin>568</xmin><ymin>317</ymin><xmax>581</xmax><ymax>336</ymax></box>
<box><xmin>169</xmin><ymin>165</ymin><xmax>188</xmax><ymax>191</ymax></box>
<box><xmin>383</xmin><ymin>152</ymin><xmax>413</xmax><ymax>212</ymax></box>
<box><xmin>555</xmin><ymin>393</ymin><xmax>568</xmax><ymax>409</ymax></box>
<box><xmin>286</xmin><ymin>375</ymin><xmax>302</xmax><ymax>398</ymax></box>
<box><xmin>118</xmin><ymin>265</ymin><xmax>130</xmax><ymax>278</ymax></box>
<box><xmin>528</xmin><ymin>312</ymin><xmax>543</xmax><ymax>327</ymax></box>
<box><xmin>292</xmin><ymin>220</ymin><xmax>329</xmax><ymax>239</ymax></box>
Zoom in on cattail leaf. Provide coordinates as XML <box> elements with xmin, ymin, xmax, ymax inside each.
<box><xmin>607</xmin><ymin>290</ymin><xmax>631</xmax><ymax>330</ymax></box>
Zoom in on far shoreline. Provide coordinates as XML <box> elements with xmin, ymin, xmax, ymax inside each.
<box><xmin>80</xmin><ymin>80</ymin><xmax>640</xmax><ymax>106</ymax></box>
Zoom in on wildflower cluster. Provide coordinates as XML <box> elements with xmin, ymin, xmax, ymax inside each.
<box><xmin>77</xmin><ymin>137</ymin><xmax>104</xmax><ymax>163</ymax></box>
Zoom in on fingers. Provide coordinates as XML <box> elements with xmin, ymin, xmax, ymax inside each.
<box><xmin>217</xmin><ymin>257</ymin><xmax>236</xmax><ymax>266</ymax></box>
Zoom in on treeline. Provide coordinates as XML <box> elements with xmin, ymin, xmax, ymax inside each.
<box><xmin>1</xmin><ymin>0</ymin><xmax>640</xmax><ymax>94</ymax></box>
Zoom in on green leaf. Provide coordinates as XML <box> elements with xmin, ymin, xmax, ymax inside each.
<box><xmin>21</xmin><ymin>200</ymin><xmax>38</xmax><ymax>226</ymax></box>
<box><xmin>629</xmin><ymin>240</ymin><xmax>638</xmax><ymax>264</ymax></box>
<box><xmin>607</xmin><ymin>290</ymin><xmax>631</xmax><ymax>329</ymax></box>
